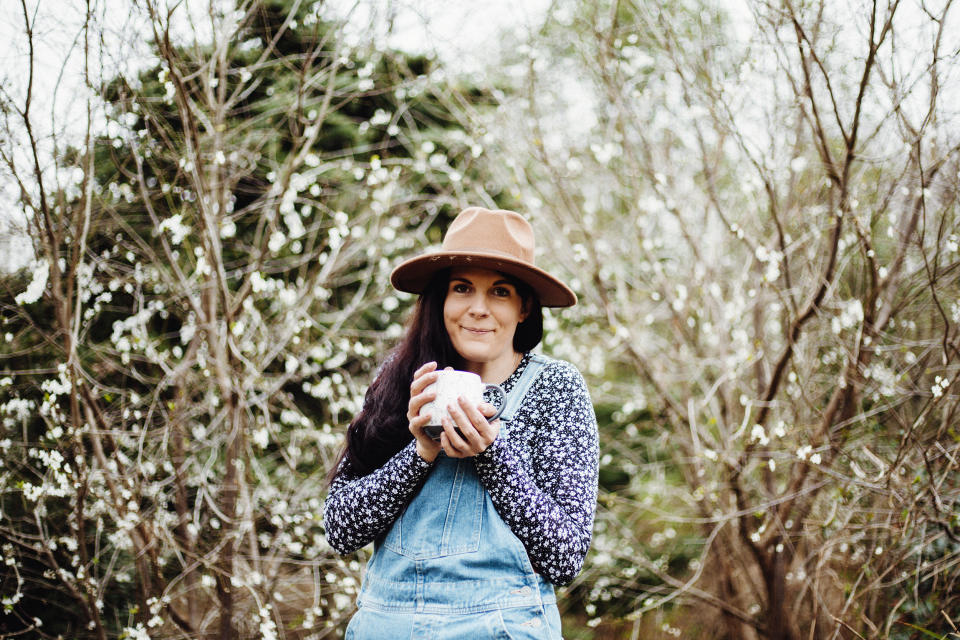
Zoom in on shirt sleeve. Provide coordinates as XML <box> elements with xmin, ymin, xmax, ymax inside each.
<box><xmin>323</xmin><ymin>440</ymin><xmax>435</xmax><ymax>554</ymax></box>
<box><xmin>473</xmin><ymin>360</ymin><xmax>599</xmax><ymax>585</ymax></box>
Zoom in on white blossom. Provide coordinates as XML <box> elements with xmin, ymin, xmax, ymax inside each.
<box><xmin>15</xmin><ymin>259</ymin><xmax>49</xmax><ymax>305</ymax></box>
<box><xmin>831</xmin><ymin>299</ymin><xmax>864</xmax><ymax>334</ymax></box>
<box><xmin>268</xmin><ymin>231</ymin><xmax>286</xmax><ymax>253</ymax></box>
<box><xmin>158</xmin><ymin>214</ymin><xmax>190</xmax><ymax>244</ymax></box>
<box><xmin>750</xmin><ymin>424</ymin><xmax>769</xmax><ymax>446</ymax></box>
<box><xmin>931</xmin><ymin>376</ymin><xmax>949</xmax><ymax>398</ymax></box>
<box><xmin>123</xmin><ymin>623</ymin><xmax>150</xmax><ymax>640</ymax></box>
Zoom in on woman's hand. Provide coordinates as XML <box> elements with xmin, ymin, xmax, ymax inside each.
<box><xmin>408</xmin><ymin>362</ymin><xmax>442</xmax><ymax>462</ymax></box>
<box><xmin>440</xmin><ymin>396</ymin><xmax>500</xmax><ymax>458</ymax></box>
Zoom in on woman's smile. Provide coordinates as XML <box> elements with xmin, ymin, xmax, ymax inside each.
<box><xmin>463</xmin><ymin>326</ymin><xmax>493</xmax><ymax>335</ymax></box>
<box><xmin>457</xmin><ymin>326</ymin><xmax>497</xmax><ymax>343</ymax></box>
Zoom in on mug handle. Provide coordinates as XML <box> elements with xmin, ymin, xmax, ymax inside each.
<box><xmin>484</xmin><ymin>384</ymin><xmax>506</xmax><ymax>422</ymax></box>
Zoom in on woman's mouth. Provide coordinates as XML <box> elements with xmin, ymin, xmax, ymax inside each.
<box><xmin>463</xmin><ymin>327</ymin><xmax>492</xmax><ymax>335</ymax></box>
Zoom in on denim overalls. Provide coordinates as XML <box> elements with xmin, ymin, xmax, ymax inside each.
<box><xmin>346</xmin><ymin>354</ymin><xmax>562</xmax><ymax>639</ymax></box>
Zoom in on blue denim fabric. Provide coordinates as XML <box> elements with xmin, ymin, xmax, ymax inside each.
<box><xmin>346</xmin><ymin>355</ymin><xmax>562</xmax><ymax>639</ymax></box>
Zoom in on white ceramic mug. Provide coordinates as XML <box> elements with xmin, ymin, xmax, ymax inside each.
<box><xmin>420</xmin><ymin>370</ymin><xmax>506</xmax><ymax>441</ymax></box>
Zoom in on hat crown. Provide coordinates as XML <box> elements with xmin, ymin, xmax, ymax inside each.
<box><xmin>389</xmin><ymin>205</ymin><xmax>577</xmax><ymax>307</ymax></box>
<box><xmin>442</xmin><ymin>207</ymin><xmax>535</xmax><ymax>264</ymax></box>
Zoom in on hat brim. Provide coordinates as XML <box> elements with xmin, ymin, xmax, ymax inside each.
<box><xmin>390</xmin><ymin>250</ymin><xmax>577</xmax><ymax>308</ymax></box>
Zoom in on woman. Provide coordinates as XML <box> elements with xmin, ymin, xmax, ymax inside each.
<box><xmin>324</xmin><ymin>207</ymin><xmax>599</xmax><ymax>639</ymax></box>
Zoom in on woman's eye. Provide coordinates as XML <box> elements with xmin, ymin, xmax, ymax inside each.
<box><xmin>492</xmin><ymin>287</ymin><xmax>511</xmax><ymax>297</ymax></box>
<box><xmin>452</xmin><ymin>283</ymin><xmax>470</xmax><ymax>294</ymax></box>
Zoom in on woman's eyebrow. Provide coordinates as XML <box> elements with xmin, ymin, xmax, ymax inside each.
<box><xmin>449</xmin><ymin>276</ymin><xmax>513</xmax><ymax>287</ymax></box>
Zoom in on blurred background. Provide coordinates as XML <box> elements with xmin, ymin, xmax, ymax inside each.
<box><xmin>2</xmin><ymin>0</ymin><xmax>959</xmax><ymax>638</ymax></box>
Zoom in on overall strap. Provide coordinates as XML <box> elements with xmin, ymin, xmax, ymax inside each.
<box><xmin>498</xmin><ymin>353</ymin><xmax>551</xmax><ymax>423</ymax></box>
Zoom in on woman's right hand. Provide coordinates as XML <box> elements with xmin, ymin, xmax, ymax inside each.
<box><xmin>408</xmin><ymin>361</ymin><xmax>441</xmax><ymax>462</ymax></box>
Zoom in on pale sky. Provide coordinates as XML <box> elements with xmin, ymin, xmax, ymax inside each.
<box><xmin>339</xmin><ymin>0</ymin><xmax>551</xmax><ymax>70</ymax></box>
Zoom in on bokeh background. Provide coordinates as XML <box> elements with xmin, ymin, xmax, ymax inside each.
<box><xmin>2</xmin><ymin>0</ymin><xmax>959</xmax><ymax>638</ymax></box>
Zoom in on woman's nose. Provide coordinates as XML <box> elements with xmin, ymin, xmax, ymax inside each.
<box><xmin>468</xmin><ymin>295</ymin><xmax>489</xmax><ymax>316</ymax></box>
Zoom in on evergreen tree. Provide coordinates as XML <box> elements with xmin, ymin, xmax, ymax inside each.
<box><xmin>1</xmin><ymin>1</ymin><xmax>499</xmax><ymax>636</ymax></box>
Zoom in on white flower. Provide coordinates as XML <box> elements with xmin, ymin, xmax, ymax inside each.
<box><xmin>220</xmin><ymin>219</ymin><xmax>236</xmax><ymax>239</ymax></box>
<box><xmin>750</xmin><ymin>424</ymin><xmax>769</xmax><ymax>446</ymax></box>
<box><xmin>277</xmin><ymin>288</ymin><xmax>297</xmax><ymax>307</ymax></box>
<box><xmin>122</xmin><ymin>623</ymin><xmax>150</xmax><ymax>640</ymax></box>
<box><xmin>773</xmin><ymin>421</ymin><xmax>787</xmax><ymax>438</ymax></box>
<box><xmin>250</xmin><ymin>271</ymin><xmax>269</xmax><ymax>293</ymax></box>
<box><xmin>333</xmin><ymin>593</ymin><xmax>351</xmax><ymax>611</ymax></box>
<box><xmin>284</xmin><ymin>212</ymin><xmax>305</xmax><ymax>239</ymax></box>
<box><xmin>158</xmin><ymin>214</ymin><xmax>189</xmax><ymax>245</ymax></box>
<box><xmin>194</xmin><ymin>255</ymin><xmax>211</xmax><ymax>277</ymax></box>
<box><xmin>369</xmin><ymin>109</ymin><xmax>391</xmax><ymax>126</ymax></box>
<box><xmin>268</xmin><ymin>231</ymin><xmax>286</xmax><ymax>253</ymax></box>
<box><xmin>931</xmin><ymin>376</ymin><xmax>949</xmax><ymax>399</ymax></box>
<box><xmin>15</xmin><ymin>260</ymin><xmax>49</xmax><ymax>305</ymax></box>
<box><xmin>831</xmin><ymin>299</ymin><xmax>864</xmax><ymax>334</ymax></box>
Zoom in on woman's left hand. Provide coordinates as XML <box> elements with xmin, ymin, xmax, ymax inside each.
<box><xmin>440</xmin><ymin>396</ymin><xmax>500</xmax><ymax>458</ymax></box>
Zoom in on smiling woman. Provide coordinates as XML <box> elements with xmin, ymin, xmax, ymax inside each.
<box><xmin>443</xmin><ymin>268</ymin><xmax>530</xmax><ymax>382</ymax></box>
<box><xmin>324</xmin><ymin>207</ymin><xmax>598</xmax><ymax>640</ymax></box>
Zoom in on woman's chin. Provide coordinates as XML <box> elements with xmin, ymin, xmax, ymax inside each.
<box><xmin>458</xmin><ymin>352</ymin><xmax>490</xmax><ymax>367</ymax></box>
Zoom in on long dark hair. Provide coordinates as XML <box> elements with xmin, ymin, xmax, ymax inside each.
<box><xmin>330</xmin><ymin>269</ymin><xmax>543</xmax><ymax>479</ymax></box>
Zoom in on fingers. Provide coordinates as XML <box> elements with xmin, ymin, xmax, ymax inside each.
<box><xmin>408</xmin><ymin>362</ymin><xmax>439</xmax><ymax>420</ymax></box>
<box><xmin>408</xmin><ymin>412</ymin><xmax>441</xmax><ymax>462</ymax></box>
<box><xmin>409</xmin><ymin>413</ymin><xmax>432</xmax><ymax>430</ymax></box>
<box><xmin>458</xmin><ymin>396</ymin><xmax>498</xmax><ymax>434</ymax></box>
<box><xmin>413</xmin><ymin>360</ymin><xmax>438</xmax><ymax>379</ymax></box>
<box><xmin>477</xmin><ymin>402</ymin><xmax>497</xmax><ymax>419</ymax></box>
<box><xmin>407</xmin><ymin>386</ymin><xmax>437</xmax><ymax>420</ymax></box>
<box><xmin>408</xmin><ymin>413</ymin><xmax>434</xmax><ymax>441</ymax></box>
<box><xmin>411</xmin><ymin>362</ymin><xmax>438</xmax><ymax>394</ymax></box>
<box><xmin>440</xmin><ymin>396</ymin><xmax>498</xmax><ymax>457</ymax></box>
<box><xmin>439</xmin><ymin>416</ymin><xmax>469</xmax><ymax>456</ymax></box>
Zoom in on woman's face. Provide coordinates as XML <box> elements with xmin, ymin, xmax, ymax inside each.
<box><xmin>443</xmin><ymin>267</ymin><xmax>529</xmax><ymax>376</ymax></box>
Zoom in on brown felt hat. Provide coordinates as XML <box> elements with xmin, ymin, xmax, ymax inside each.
<box><xmin>390</xmin><ymin>207</ymin><xmax>577</xmax><ymax>307</ymax></box>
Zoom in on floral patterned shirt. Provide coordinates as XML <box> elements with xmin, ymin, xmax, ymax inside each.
<box><xmin>323</xmin><ymin>352</ymin><xmax>599</xmax><ymax>585</ymax></box>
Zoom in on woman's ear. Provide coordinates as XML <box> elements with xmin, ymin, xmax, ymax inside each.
<box><xmin>520</xmin><ymin>298</ymin><xmax>531</xmax><ymax>322</ymax></box>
